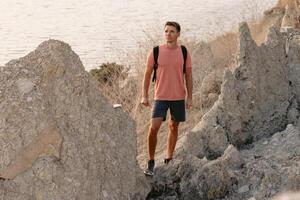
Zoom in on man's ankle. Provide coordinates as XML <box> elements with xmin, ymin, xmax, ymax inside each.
<box><xmin>148</xmin><ymin>159</ymin><xmax>155</xmax><ymax>169</ymax></box>
<box><xmin>164</xmin><ymin>158</ymin><xmax>172</xmax><ymax>164</ymax></box>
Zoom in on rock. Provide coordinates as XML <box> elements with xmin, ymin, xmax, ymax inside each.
<box><xmin>287</xmin><ymin>32</ymin><xmax>300</xmax><ymax>119</ymax></box>
<box><xmin>198</xmin><ymin>71</ymin><xmax>223</xmax><ymax>113</ymax></box>
<box><xmin>165</xmin><ymin>196</ymin><xmax>178</xmax><ymax>200</ymax></box>
<box><xmin>265</xmin><ymin>0</ymin><xmax>300</xmax><ymax>31</ymax></box>
<box><xmin>280</xmin><ymin>0</ymin><xmax>300</xmax><ymax>31</ymax></box>
<box><xmin>238</xmin><ymin>185</ymin><xmax>249</xmax><ymax>193</ymax></box>
<box><xmin>147</xmin><ymin>22</ymin><xmax>300</xmax><ymax>200</ymax></box>
<box><xmin>241</xmin><ymin>124</ymin><xmax>300</xmax><ymax>200</ymax></box>
<box><xmin>0</xmin><ymin>40</ymin><xmax>149</xmax><ymax>199</ymax></box>
<box><xmin>272</xmin><ymin>192</ymin><xmax>300</xmax><ymax>200</ymax></box>
<box><xmin>221</xmin><ymin>145</ymin><xmax>244</xmax><ymax>170</ymax></box>
<box><xmin>147</xmin><ymin>147</ymin><xmax>243</xmax><ymax>200</ymax></box>
<box><xmin>192</xmin><ymin>41</ymin><xmax>216</xmax><ymax>92</ymax></box>
<box><xmin>183</xmin><ymin>22</ymin><xmax>291</xmax><ymax>159</ymax></box>
<box><xmin>16</xmin><ymin>78</ymin><xmax>35</xmax><ymax>96</ymax></box>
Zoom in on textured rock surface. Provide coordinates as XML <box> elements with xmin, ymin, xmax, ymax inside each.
<box><xmin>235</xmin><ymin>124</ymin><xmax>300</xmax><ymax>200</ymax></box>
<box><xmin>0</xmin><ymin>40</ymin><xmax>149</xmax><ymax>199</ymax></box>
<box><xmin>146</xmin><ymin>145</ymin><xmax>243</xmax><ymax>200</ymax></box>
<box><xmin>197</xmin><ymin>70</ymin><xmax>223</xmax><ymax>113</ymax></box>
<box><xmin>264</xmin><ymin>0</ymin><xmax>300</xmax><ymax>31</ymax></box>
<box><xmin>147</xmin><ymin>124</ymin><xmax>300</xmax><ymax>200</ymax></box>
<box><xmin>272</xmin><ymin>192</ymin><xmax>300</xmax><ymax>200</ymax></box>
<box><xmin>287</xmin><ymin>32</ymin><xmax>300</xmax><ymax>107</ymax></box>
<box><xmin>192</xmin><ymin>33</ymin><xmax>237</xmax><ymax>113</ymax></box>
<box><xmin>146</xmin><ymin>22</ymin><xmax>300</xmax><ymax>200</ymax></box>
<box><xmin>184</xmin><ymin>22</ymin><xmax>294</xmax><ymax>159</ymax></box>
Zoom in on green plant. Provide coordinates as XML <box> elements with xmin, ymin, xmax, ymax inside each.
<box><xmin>89</xmin><ymin>62</ymin><xmax>126</xmax><ymax>86</ymax></box>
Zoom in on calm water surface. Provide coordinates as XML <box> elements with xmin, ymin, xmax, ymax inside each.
<box><xmin>0</xmin><ymin>0</ymin><xmax>276</xmax><ymax>70</ymax></box>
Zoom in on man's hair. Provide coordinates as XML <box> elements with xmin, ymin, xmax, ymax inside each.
<box><xmin>165</xmin><ymin>21</ymin><xmax>181</xmax><ymax>32</ymax></box>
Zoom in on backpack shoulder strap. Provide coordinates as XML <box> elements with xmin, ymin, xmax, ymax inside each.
<box><xmin>152</xmin><ymin>46</ymin><xmax>159</xmax><ymax>82</ymax></box>
<box><xmin>153</xmin><ymin>46</ymin><xmax>159</xmax><ymax>65</ymax></box>
<box><xmin>181</xmin><ymin>45</ymin><xmax>187</xmax><ymax>73</ymax></box>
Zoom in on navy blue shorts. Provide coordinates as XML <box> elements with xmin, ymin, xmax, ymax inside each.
<box><xmin>152</xmin><ymin>100</ymin><xmax>186</xmax><ymax>122</ymax></box>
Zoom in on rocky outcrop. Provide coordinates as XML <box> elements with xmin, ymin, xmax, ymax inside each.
<box><xmin>147</xmin><ymin>124</ymin><xmax>300</xmax><ymax>200</ymax></box>
<box><xmin>287</xmin><ymin>32</ymin><xmax>300</xmax><ymax>108</ymax></box>
<box><xmin>184</xmin><ymin>23</ymin><xmax>295</xmax><ymax>159</ymax></box>
<box><xmin>147</xmin><ymin>145</ymin><xmax>244</xmax><ymax>200</ymax></box>
<box><xmin>0</xmin><ymin>40</ymin><xmax>149</xmax><ymax>199</ymax></box>
<box><xmin>197</xmin><ymin>70</ymin><xmax>223</xmax><ymax>113</ymax></box>
<box><xmin>146</xmin><ymin>22</ymin><xmax>300</xmax><ymax>200</ymax></box>
<box><xmin>192</xmin><ymin>33</ymin><xmax>237</xmax><ymax>113</ymax></box>
<box><xmin>237</xmin><ymin>124</ymin><xmax>300</xmax><ymax>200</ymax></box>
<box><xmin>264</xmin><ymin>0</ymin><xmax>300</xmax><ymax>31</ymax></box>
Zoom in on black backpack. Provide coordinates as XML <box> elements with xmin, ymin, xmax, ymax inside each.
<box><xmin>152</xmin><ymin>45</ymin><xmax>188</xmax><ymax>82</ymax></box>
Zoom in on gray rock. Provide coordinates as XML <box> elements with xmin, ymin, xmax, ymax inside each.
<box><xmin>238</xmin><ymin>185</ymin><xmax>249</xmax><ymax>193</ymax></box>
<box><xmin>198</xmin><ymin>70</ymin><xmax>223</xmax><ymax>113</ymax></box>
<box><xmin>0</xmin><ymin>40</ymin><xmax>150</xmax><ymax>199</ymax></box>
<box><xmin>287</xmin><ymin>32</ymin><xmax>300</xmax><ymax>112</ymax></box>
<box><xmin>272</xmin><ymin>192</ymin><xmax>300</xmax><ymax>200</ymax></box>
<box><xmin>145</xmin><ymin>22</ymin><xmax>300</xmax><ymax>200</ymax></box>
<box><xmin>16</xmin><ymin>78</ymin><xmax>35</xmax><ymax>96</ymax></box>
<box><xmin>149</xmin><ymin>123</ymin><xmax>300</xmax><ymax>200</ymax></box>
<box><xmin>183</xmin><ymin>22</ymin><xmax>291</xmax><ymax>159</ymax></box>
<box><xmin>147</xmin><ymin>146</ymin><xmax>243</xmax><ymax>200</ymax></box>
<box><xmin>221</xmin><ymin>145</ymin><xmax>244</xmax><ymax>170</ymax></box>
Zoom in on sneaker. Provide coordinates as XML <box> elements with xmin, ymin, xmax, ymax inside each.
<box><xmin>164</xmin><ymin>158</ymin><xmax>172</xmax><ymax>164</ymax></box>
<box><xmin>144</xmin><ymin>159</ymin><xmax>155</xmax><ymax>176</ymax></box>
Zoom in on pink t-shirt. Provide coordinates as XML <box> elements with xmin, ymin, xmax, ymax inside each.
<box><xmin>146</xmin><ymin>44</ymin><xmax>192</xmax><ymax>100</ymax></box>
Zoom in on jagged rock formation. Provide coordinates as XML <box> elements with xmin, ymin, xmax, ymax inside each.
<box><xmin>264</xmin><ymin>0</ymin><xmax>300</xmax><ymax>31</ymax></box>
<box><xmin>147</xmin><ymin>145</ymin><xmax>244</xmax><ymax>200</ymax></box>
<box><xmin>147</xmin><ymin>124</ymin><xmax>299</xmax><ymax>200</ymax></box>
<box><xmin>192</xmin><ymin>34</ymin><xmax>237</xmax><ymax>113</ymax></box>
<box><xmin>287</xmin><ymin>32</ymin><xmax>300</xmax><ymax>108</ymax></box>
<box><xmin>234</xmin><ymin>124</ymin><xmax>300</xmax><ymax>200</ymax></box>
<box><xmin>197</xmin><ymin>70</ymin><xmax>223</xmax><ymax>114</ymax></box>
<box><xmin>146</xmin><ymin>23</ymin><xmax>300</xmax><ymax>200</ymax></box>
<box><xmin>0</xmin><ymin>40</ymin><xmax>149</xmax><ymax>199</ymax></box>
<box><xmin>191</xmin><ymin>0</ymin><xmax>300</xmax><ymax>118</ymax></box>
<box><xmin>192</xmin><ymin>0</ymin><xmax>300</xmax><ymax>128</ymax></box>
<box><xmin>184</xmin><ymin>23</ymin><xmax>296</xmax><ymax>159</ymax></box>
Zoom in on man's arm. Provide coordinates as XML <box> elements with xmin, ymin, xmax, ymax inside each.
<box><xmin>141</xmin><ymin>66</ymin><xmax>153</xmax><ymax>106</ymax></box>
<box><xmin>185</xmin><ymin>67</ymin><xmax>193</xmax><ymax>109</ymax></box>
<box><xmin>141</xmin><ymin>50</ymin><xmax>154</xmax><ymax>107</ymax></box>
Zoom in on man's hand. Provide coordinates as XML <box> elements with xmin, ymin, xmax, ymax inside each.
<box><xmin>141</xmin><ymin>96</ymin><xmax>150</xmax><ymax>107</ymax></box>
<box><xmin>186</xmin><ymin>97</ymin><xmax>192</xmax><ymax>109</ymax></box>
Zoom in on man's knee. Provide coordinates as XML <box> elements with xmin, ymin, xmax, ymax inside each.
<box><xmin>150</xmin><ymin>124</ymin><xmax>160</xmax><ymax>133</ymax></box>
<box><xmin>169</xmin><ymin>121</ymin><xmax>179</xmax><ymax>132</ymax></box>
<box><xmin>149</xmin><ymin>118</ymin><xmax>163</xmax><ymax>135</ymax></box>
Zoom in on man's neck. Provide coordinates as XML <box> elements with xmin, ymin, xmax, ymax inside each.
<box><xmin>166</xmin><ymin>41</ymin><xmax>178</xmax><ymax>49</ymax></box>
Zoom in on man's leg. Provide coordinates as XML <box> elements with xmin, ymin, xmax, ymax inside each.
<box><xmin>166</xmin><ymin>119</ymin><xmax>180</xmax><ymax>159</ymax></box>
<box><xmin>144</xmin><ymin>117</ymin><xmax>163</xmax><ymax>176</ymax></box>
<box><xmin>148</xmin><ymin>117</ymin><xmax>164</xmax><ymax>160</ymax></box>
<box><xmin>144</xmin><ymin>100</ymin><xmax>167</xmax><ymax>176</ymax></box>
<box><xmin>166</xmin><ymin>100</ymin><xmax>185</xmax><ymax>162</ymax></box>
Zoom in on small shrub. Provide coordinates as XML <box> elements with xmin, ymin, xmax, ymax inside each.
<box><xmin>89</xmin><ymin>62</ymin><xmax>126</xmax><ymax>86</ymax></box>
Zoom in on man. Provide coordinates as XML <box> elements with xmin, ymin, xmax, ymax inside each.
<box><xmin>141</xmin><ymin>21</ymin><xmax>193</xmax><ymax>176</ymax></box>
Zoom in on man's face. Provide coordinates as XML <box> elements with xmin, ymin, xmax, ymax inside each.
<box><xmin>164</xmin><ymin>25</ymin><xmax>180</xmax><ymax>43</ymax></box>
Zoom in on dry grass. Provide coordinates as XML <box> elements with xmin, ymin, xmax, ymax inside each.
<box><xmin>275</xmin><ymin>0</ymin><xmax>300</xmax><ymax>8</ymax></box>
